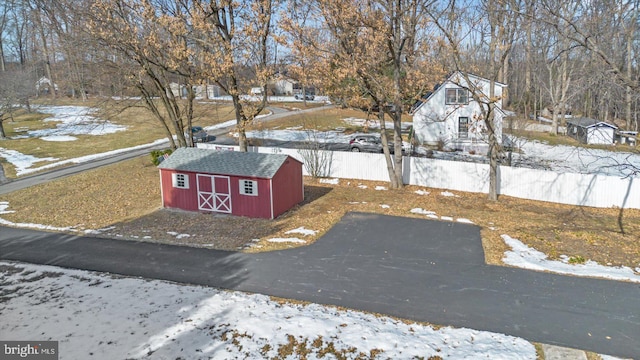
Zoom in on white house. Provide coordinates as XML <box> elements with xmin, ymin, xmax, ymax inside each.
<box><xmin>269</xmin><ymin>75</ymin><xmax>298</xmax><ymax>96</ymax></box>
<box><xmin>411</xmin><ymin>72</ymin><xmax>507</xmax><ymax>148</ymax></box>
<box><xmin>35</xmin><ymin>77</ymin><xmax>58</xmax><ymax>96</ymax></box>
<box><xmin>169</xmin><ymin>83</ymin><xmax>223</xmax><ymax>99</ymax></box>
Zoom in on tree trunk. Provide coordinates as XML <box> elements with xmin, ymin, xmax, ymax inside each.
<box><xmin>0</xmin><ymin>119</ymin><xmax>6</xmax><ymax>139</ymax></box>
<box><xmin>36</xmin><ymin>12</ymin><xmax>56</xmax><ymax>99</ymax></box>
<box><xmin>625</xmin><ymin>14</ymin><xmax>635</xmax><ymax>129</ymax></box>
<box><xmin>500</xmin><ymin>52</ymin><xmax>510</xmax><ymax>106</ymax></box>
<box><xmin>487</xmin><ymin>81</ymin><xmax>498</xmax><ymax>201</ymax></box>
<box><xmin>379</xmin><ymin>106</ymin><xmax>398</xmax><ymax>188</ymax></box>
<box><xmin>0</xmin><ymin>38</ymin><xmax>5</xmax><ymax>72</ymax></box>
<box><xmin>390</xmin><ymin>0</ymin><xmax>403</xmax><ymax>189</ymax></box>
<box><xmin>232</xmin><ymin>94</ymin><xmax>248</xmax><ymax>152</ymax></box>
<box><xmin>524</xmin><ymin>0</ymin><xmax>533</xmax><ymax>118</ymax></box>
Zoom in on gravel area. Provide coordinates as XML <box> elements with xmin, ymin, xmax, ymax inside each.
<box><xmin>90</xmin><ymin>208</ymin><xmax>275</xmax><ymax>251</ymax></box>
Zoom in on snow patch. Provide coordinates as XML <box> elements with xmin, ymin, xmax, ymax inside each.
<box><xmin>457</xmin><ymin>218</ymin><xmax>474</xmax><ymax>224</ymax></box>
<box><xmin>40</xmin><ymin>135</ymin><xmax>78</xmax><ymax>142</ymax></box>
<box><xmin>440</xmin><ymin>191</ymin><xmax>460</xmax><ymax>197</ymax></box>
<box><xmin>267</xmin><ymin>238</ymin><xmax>306</xmax><ymax>244</ymax></box>
<box><xmin>0</xmin><ymin>148</ymin><xmax>58</xmax><ymax>176</ymax></box>
<box><xmin>410</xmin><ymin>208</ymin><xmax>436</xmax><ymax>215</ymax></box>
<box><xmin>0</xmin><ymin>217</ymin><xmax>75</xmax><ymax>232</ymax></box>
<box><xmin>414</xmin><ymin>190</ymin><xmax>430</xmax><ymax>195</ymax></box>
<box><xmin>440</xmin><ymin>216</ymin><xmax>454</xmax><ymax>221</ymax></box>
<box><xmin>502</xmin><ymin>235</ymin><xmax>640</xmax><ymax>283</ymax></box>
<box><xmin>0</xmin><ymin>202</ymin><xmax>15</xmax><ymax>214</ymax></box>
<box><xmin>284</xmin><ymin>227</ymin><xmax>318</xmax><ymax>236</ymax></box>
<box><xmin>380</xmin><ymin>204</ymin><xmax>390</xmax><ymax>209</ymax></box>
<box><xmin>375</xmin><ymin>186</ymin><xmax>387</xmax><ymax>191</ymax></box>
<box><xmin>319</xmin><ymin>178</ymin><xmax>339</xmax><ymax>184</ymax></box>
<box><xmin>28</xmin><ymin>105</ymin><xmax>127</xmax><ymax>138</ymax></box>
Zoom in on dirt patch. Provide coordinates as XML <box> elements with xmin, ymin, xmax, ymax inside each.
<box><xmin>95</xmin><ymin>209</ymin><xmax>276</xmax><ymax>250</ymax></box>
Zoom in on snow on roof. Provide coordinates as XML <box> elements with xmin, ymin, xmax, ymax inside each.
<box><xmin>158</xmin><ymin>148</ymin><xmax>295</xmax><ymax>178</ymax></box>
<box><xmin>566</xmin><ymin>117</ymin><xmax>618</xmax><ymax>129</ymax></box>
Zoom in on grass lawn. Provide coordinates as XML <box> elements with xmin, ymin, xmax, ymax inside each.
<box><xmin>1</xmin><ymin>156</ymin><xmax>638</xmax><ymax>270</ymax></box>
<box><xmin>0</xmin><ymin>99</ymin><xmax>237</xmax><ymax>178</ymax></box>
<box><xmin>247</xmin><ymin>107</ymin><xmax>413</xmax><ymax>143</ymax></box>
<box><xmin>271</xmin><ymin>101</ymin><xmax>326</xmax><ymax>111</ymax></box>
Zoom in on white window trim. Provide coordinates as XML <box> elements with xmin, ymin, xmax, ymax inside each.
<box><xmin>239</xmin><ymin>179</ymin><xmax>258</xmax><ymax>196</ymax></box>
<box><xmin>445</xmin><ymin>88</ymin><xmax>469</xmax><ymax>105</ymax></box>
<box><xmin>172</xmin><ymin>173</ymin><xmax>189</xmax><ymax>189</ymax></box>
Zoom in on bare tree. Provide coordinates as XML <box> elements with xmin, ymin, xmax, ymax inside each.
<box><xmin>430</xmin><ymin>0</ymin><xmax>521</xmax><ymax>200</ymax></box>
<box><xmin>188</xmin><ymin>0</ymin><xmax>274</xmax><ymax>152</ymax></box>
<box><xmin>292</xmin><ymin>0</ymin><xmax>439</xmax><ymax>188</ymax></box>
<box><xmin>88</xmin><ymin>0</ymin><xmax>198</xmax><ymax>149</ymax></box>
<box><xmin>0</xmin><ymin>68</ymin><xmax>36</xmax><ymax>138</ymax></box>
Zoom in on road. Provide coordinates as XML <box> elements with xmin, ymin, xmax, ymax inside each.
<box><xmin>1</xmin><ymin>213</ymin><xmax>638</xmax><ymax>358</ymax></box>
<box><xmin>0</xmin><ymin>104</ymin><xmax>332</xmax><ymax>196</ymax></box>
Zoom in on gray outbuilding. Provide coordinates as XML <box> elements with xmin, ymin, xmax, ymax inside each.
<box><xmin>566</xmin><ymin>117</ymin><xmax>617</xmax><ymax>145</ymax></box>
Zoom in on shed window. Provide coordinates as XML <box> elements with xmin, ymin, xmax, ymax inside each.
<box><xmin>239</xmin><ymin>179</ymin><xmax>258</xmax><ymax>196</ymax></box>
<box><xmin>172</xmin><ymin>173</ymin><xmax>189</xmax><ymax>189</ymax></box>
<box><xmin>445</xmin><ymin>88</ymin><xmax>469</xmax><ymax>105</ymax></box>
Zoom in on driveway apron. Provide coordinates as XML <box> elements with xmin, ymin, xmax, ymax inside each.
<box><xmin>0</xmin><ymin>212</ymin><xmax>638</xmax><ymax>358</ymax></box>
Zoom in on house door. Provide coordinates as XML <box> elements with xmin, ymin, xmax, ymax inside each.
<box><xmin>458</xmin><ymin>117</ymin><xmax>469</xmax><ymax>139</ymax></box>
<box><xmin>196</xmin><ymin>174</ymin><xmax>232</xmax><ymax>213</ymax></box>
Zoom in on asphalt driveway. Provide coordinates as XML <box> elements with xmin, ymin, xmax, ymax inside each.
<box><xmin>0</xmin><ymin>212</ymin><xmax>638</xmax><ymax>357</ymax></box>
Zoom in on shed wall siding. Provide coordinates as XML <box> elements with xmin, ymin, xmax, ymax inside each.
<box><xmin>160</xmin><ymin>170</ymin><xmax>199</xmax><ymax>211</ymax></box>
<box><xmin>271</xmin><ymin>158</ymin><xmax>304</xmax><ymax>218</ymax></box>
<box><xmin>587</xmin><ymin>127</ymin><xmax>615</xmax><ymax>144</ymax></box>
<box><xmin>229</xmin><ymin>177</ymin><xmax>272</xmax><ymax>218</ymax></box>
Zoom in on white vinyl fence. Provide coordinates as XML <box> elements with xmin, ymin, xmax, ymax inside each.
<box><xmin>199</xmin><ymin>144</ymin><xmax>640</xmax><ymax>209</ymax></box>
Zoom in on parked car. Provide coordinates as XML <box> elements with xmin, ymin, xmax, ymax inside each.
<box><xmin>348</xmin><ymin>134</ymin><xmax>410</xmax><ymax>154</ymax></box>
<box><xmin>295</xmin><ymin>93</ymin><xmax>315</xmax><ymax>101</ymax></box>
<box><xmin>188</xmin><ymin>126</ymin><xmax>213</xmax><ymax>143</ymax></box>
<box><xmin>349</xmin><ymin>134</ymin><xmax>383</xmax><ymax>153</ymax></box>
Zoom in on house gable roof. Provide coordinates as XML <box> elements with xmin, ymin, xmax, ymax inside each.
<box><xmin>410</xmin><ymin>71</ymin><xmax>507</xmax><ymax>115</ymax></box>
<box><xmin>567</xmin><ymin>117</ymin><xmax>618</xmax><ymax>129</ymax></box>
<box><xmin>158</xmin><ymin>148</ymin><xmax>295</xmax><ymax>178</ymax></box>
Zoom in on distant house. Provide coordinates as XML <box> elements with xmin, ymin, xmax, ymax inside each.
<box><xmin>158</xmin><ymin>148</ymin><xmax>304</xmax><ymax>219</ymax></box>
<box><xmin>269</xmin><ymin>75</ymin><xmax>298</xmax><ymax>96</ymax></box>
<box><xmin>411</xmin><ymin>72</ymin><xmax>507</xmax><ymax>148</ymax></box>
<box><xmin>169</xmin><ymin>83</ymin><xmax>223</xmax><ymax>99</ymax></box>
<box><xmin>35</xmin><ymin>77</ymin><xmax>58</xmax><ymax>96</ymax></box>
<box><xmin>566</xmin><ymin>118</ymin><xmax>618</xmax><ymax>145</ymax></box>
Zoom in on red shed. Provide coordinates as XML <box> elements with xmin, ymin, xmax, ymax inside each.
<box><xmin>158</xmin><ymin>148</ymin><xmax>304</xmax><ymax>219</ymax></box>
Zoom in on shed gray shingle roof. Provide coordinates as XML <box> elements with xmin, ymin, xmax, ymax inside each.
<box><xmin>158</xmin><ymin>148</ymin><xmax>292</xmax><ymax>178</ymax></box>
<box><xmin>567</xmin><ymin>117</ymin><xmax>618</xmax><ymax>129</ymax></box>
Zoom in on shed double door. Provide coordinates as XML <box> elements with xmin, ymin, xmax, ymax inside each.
<box><xmin>196</xmin><ymin>174</ymin><xmax>231</xmax><ymax>213</ymax></box>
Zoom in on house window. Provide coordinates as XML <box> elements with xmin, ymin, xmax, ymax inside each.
<box><xmin>445</xmin><ymin>88</ymin><xmax>469</xmax><ymax>105</ymax></box>
<box><xmin>239</xmin><ymin>179</ymin><xmax>258</xmax><ymax>196</ymax></box>
<box><xmin>458</xmin><ymin>117</ymin><xmax>469</xmax><ymax>138</ymax></box>
<box><xmin>172</xmin><ymin>173</ymin><xmax>189</xmax><ymax>189</ymax></box>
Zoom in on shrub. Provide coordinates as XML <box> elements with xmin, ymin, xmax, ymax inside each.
<box><xmin>568</xmin><ymin>255</ymin><xmax>586</xmax><ymax>264</ymax></box>
<box><xmin>150</xmin><ymin>149</ymin><xmax>173</xmax><ymax>166</ymax></box>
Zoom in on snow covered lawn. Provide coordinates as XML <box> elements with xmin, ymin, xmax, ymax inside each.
<box><xmin>502</xmin><ymin>235</ymin><xmax>640</xmax><ymax>283</ymax></box>
<box><xmin>0</xmin><ymin>261</ymin><xmax>536</xmax><ymax>359</ymax></box>
<box><xmin>14</xmin><ymin>105</ymin><xmax>126</xmax><ymax>140</ymax></box>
